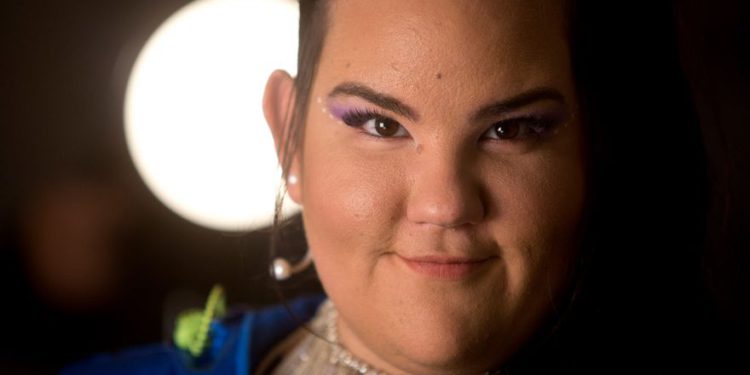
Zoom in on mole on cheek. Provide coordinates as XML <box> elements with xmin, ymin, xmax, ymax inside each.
<box><xmin>436</xmin><ymin>72</ymin><xmax>443</xmax><ymax>79</ymax></box>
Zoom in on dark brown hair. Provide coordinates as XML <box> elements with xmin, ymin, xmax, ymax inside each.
<box><xmin>269</xmin><ymin>0</ymin><xmax>328</xmax><ymax>281</ymax></box>
<box><xmin>276</xmin><ymin>0</ymin><xmax>328</xmax><ymax>180</ymax></box>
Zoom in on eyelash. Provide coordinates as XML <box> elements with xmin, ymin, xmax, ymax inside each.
<box><xmin>338</xmin><ymin>109</ymin><xmax>559</xmax><ymax>143</ymax></box>
<box><xmin>481</xmin><ymin>116</ymin><xmax>559</xmax><ymax>142</ymax></box>
<box><xmin>340</xmin><ymin>109</ymin><xmax>410</xmax><ymax>138</ymax></box>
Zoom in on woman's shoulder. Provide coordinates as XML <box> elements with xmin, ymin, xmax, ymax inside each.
<box><xmin>61</xmin><ymin>294</ymin><xmax>326</xmax><ymax>375</ymax></box>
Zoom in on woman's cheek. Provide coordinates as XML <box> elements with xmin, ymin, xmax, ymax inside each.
<box><xmin>498</xmin><ymin>147</ymin><xmax>585</xmax><ymax>290</ymax></box>
<box><xmin>301</xmin><ymin>137</ymin><xmax>405</xmax><ymax>286</ymax></box>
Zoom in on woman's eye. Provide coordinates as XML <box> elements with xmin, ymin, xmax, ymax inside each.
<box><xmin>482</xmin><ymin>117</ymin><xmax>554</xmax><ymax>142</ymax></box>
<box><xmin>364</xmin><ymin>116</ymin><xmax>407</xmax><ymax>137</ymax></box>
<box><xmin>341</xmin><ymin>111</ymin><xmax>408</xmax><ymax>138</ymax></box>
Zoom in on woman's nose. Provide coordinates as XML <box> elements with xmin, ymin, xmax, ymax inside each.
<box><xmin>406</xmin><ymin>150</ymin><xmax>485</xmax><ymax>228</ymax></box>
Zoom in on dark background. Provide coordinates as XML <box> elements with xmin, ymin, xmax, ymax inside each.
<box><xmin>1</xmin><ymin>0</ymin><xmax>748</xmax><ymax>373</ymax></box>
<box><xmin>1</xmin><ymin>1</ymin><xmax>319</xmax><ymax>373</ymax></box>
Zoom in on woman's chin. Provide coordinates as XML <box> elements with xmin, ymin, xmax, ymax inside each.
<box><xmin>322</xmin><ymin>252</ymin><xmax>527</xmax><ymax>373</ymax></box>
<box><xmin>339</xmin><ymin>296</ymin><xmax>513</xmax><ymax>375</ymax></box>
<box><xmin>330</xmin><ymin>256</ymin><xmax>517</xmax><ymax>372</ymax></box>
<box><xmin>393</xmin><ymin>334</ymin><xmax>500</xmax><ymax>374</ymax></box>
<box><xmin>395</xmin><ymin>308</ymin><xmax>510</xmax><ymax>370</ymax></box>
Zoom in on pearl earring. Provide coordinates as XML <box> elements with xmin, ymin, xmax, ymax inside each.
<box><xmin>287</xmin><ymin>174</ymin><xmax>298</xmax><ymax>185</ymax></box>
<box><xmin>271</xmin><ymin>250</ymin><xmax>312</xmax><ymax>281</ymax></box>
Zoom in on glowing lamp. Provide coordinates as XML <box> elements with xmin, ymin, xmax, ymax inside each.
<box><xmin>125</xmin><ymin>0</ymin><xmax>300</xmax><ymax>231</ymax></box>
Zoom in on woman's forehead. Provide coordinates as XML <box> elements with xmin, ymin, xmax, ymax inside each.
<box><xmin>317</xmin><ymin>0</ymin><xmax>572</xmax><ymax>110</ymax></box>
<box><xmin>324</xmin><ymin>0</ymin><xmax>568</xmax><ymax>50</ymax></box>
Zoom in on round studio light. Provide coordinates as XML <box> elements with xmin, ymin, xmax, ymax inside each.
<box><xmin>125</xmin><ymin>0</ymin><xmax>299</xmax><ymax>231</ymax></box>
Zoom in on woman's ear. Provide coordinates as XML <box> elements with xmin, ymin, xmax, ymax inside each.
<box><xmin>263</xmin><ymin>70</ymin><xmax>302</xmax><ymax>204</ymax></box>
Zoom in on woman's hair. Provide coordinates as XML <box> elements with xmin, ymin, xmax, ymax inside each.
<box><xmin>275</xmin><ymin>0</ymin><xmax>328</xmax><ymax>180</ymax></box>
<box><xmin>526</xmin><ymin>1</ymin><xmax>712</xmax><ymax>372</ymax></box>
<box><xmin>271</xmin><ymin>0</ymin><xmax>718</xmax><ymax>373</ymax></box>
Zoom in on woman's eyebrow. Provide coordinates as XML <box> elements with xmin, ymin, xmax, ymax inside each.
<box><xmin>328</xmin><ymin>82</ymin><xmax>420</xmax><ymax>121</ymax></box>
<box><xmin>472</xmin><ymin>88</ymin><xmax>566</xmax><ymax>121</ymax></box>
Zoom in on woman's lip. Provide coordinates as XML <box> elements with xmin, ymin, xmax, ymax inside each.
<box><xmin>397</xmin><ymin>255</ymin><xmax>495</xmax><ymax>280</ymax></box>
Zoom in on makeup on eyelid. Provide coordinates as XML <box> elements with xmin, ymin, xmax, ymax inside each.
<box><xmin>331</xmin><ymin>107</ymin><xmax>563</xmax><ymax>137</ymax></box>
<box><xmin>322</xmin><ymin>94</ymin><xmax>574</xmax><ymax>146</ymax></box>
<box><xmin>326</xmin><ymin>101</ymin><xmax>356</xmax><ymax>122</ymax></box>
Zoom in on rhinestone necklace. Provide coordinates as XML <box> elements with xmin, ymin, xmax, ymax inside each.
<box><xmin>269</xmin><ymin>300</ymin><xmax>387</xmax><ymax>375</ymax></box>
<box><xmin>323</xmin><ymin>301</ymin><xmax>389</xmax><ymax>375</ymax></box>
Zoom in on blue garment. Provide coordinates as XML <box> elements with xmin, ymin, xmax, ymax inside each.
<box><xmin>61</xmin><ymin>295</ymin><xmax>326</xmax><ymax>375</ymax></box>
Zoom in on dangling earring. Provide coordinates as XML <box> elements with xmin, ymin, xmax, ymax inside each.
<box><xmin>271</xmin><ymin>250</ymin><xmax>312</xmax><ymax>281</ymax></box>
<box><xmin>271</xmin><ymin>173</ymin><xmax>307</xmax><ymax>281</ymax></box>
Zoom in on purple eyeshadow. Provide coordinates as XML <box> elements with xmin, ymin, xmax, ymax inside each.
<box><xmin>326</xmin><ymin>102</ymin><xmax>354</xmax><ymax>120</ymax></box>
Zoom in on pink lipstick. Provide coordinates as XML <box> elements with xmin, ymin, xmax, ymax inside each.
<box><xmin>398</xmin><ymin>255</ymin><xmax>494</xmax><ymax>280</ymax></box>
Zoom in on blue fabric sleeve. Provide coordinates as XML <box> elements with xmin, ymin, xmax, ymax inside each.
<box><xmin>60</xmin><ymin>295</ymin><xmax>325</xmax><ymax>375</ymax></box>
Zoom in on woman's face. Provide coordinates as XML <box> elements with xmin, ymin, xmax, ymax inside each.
<box><xmin>277</xmin><ymin>0</ymin><xmax>585</xmax><ymax>373</ymax></box>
